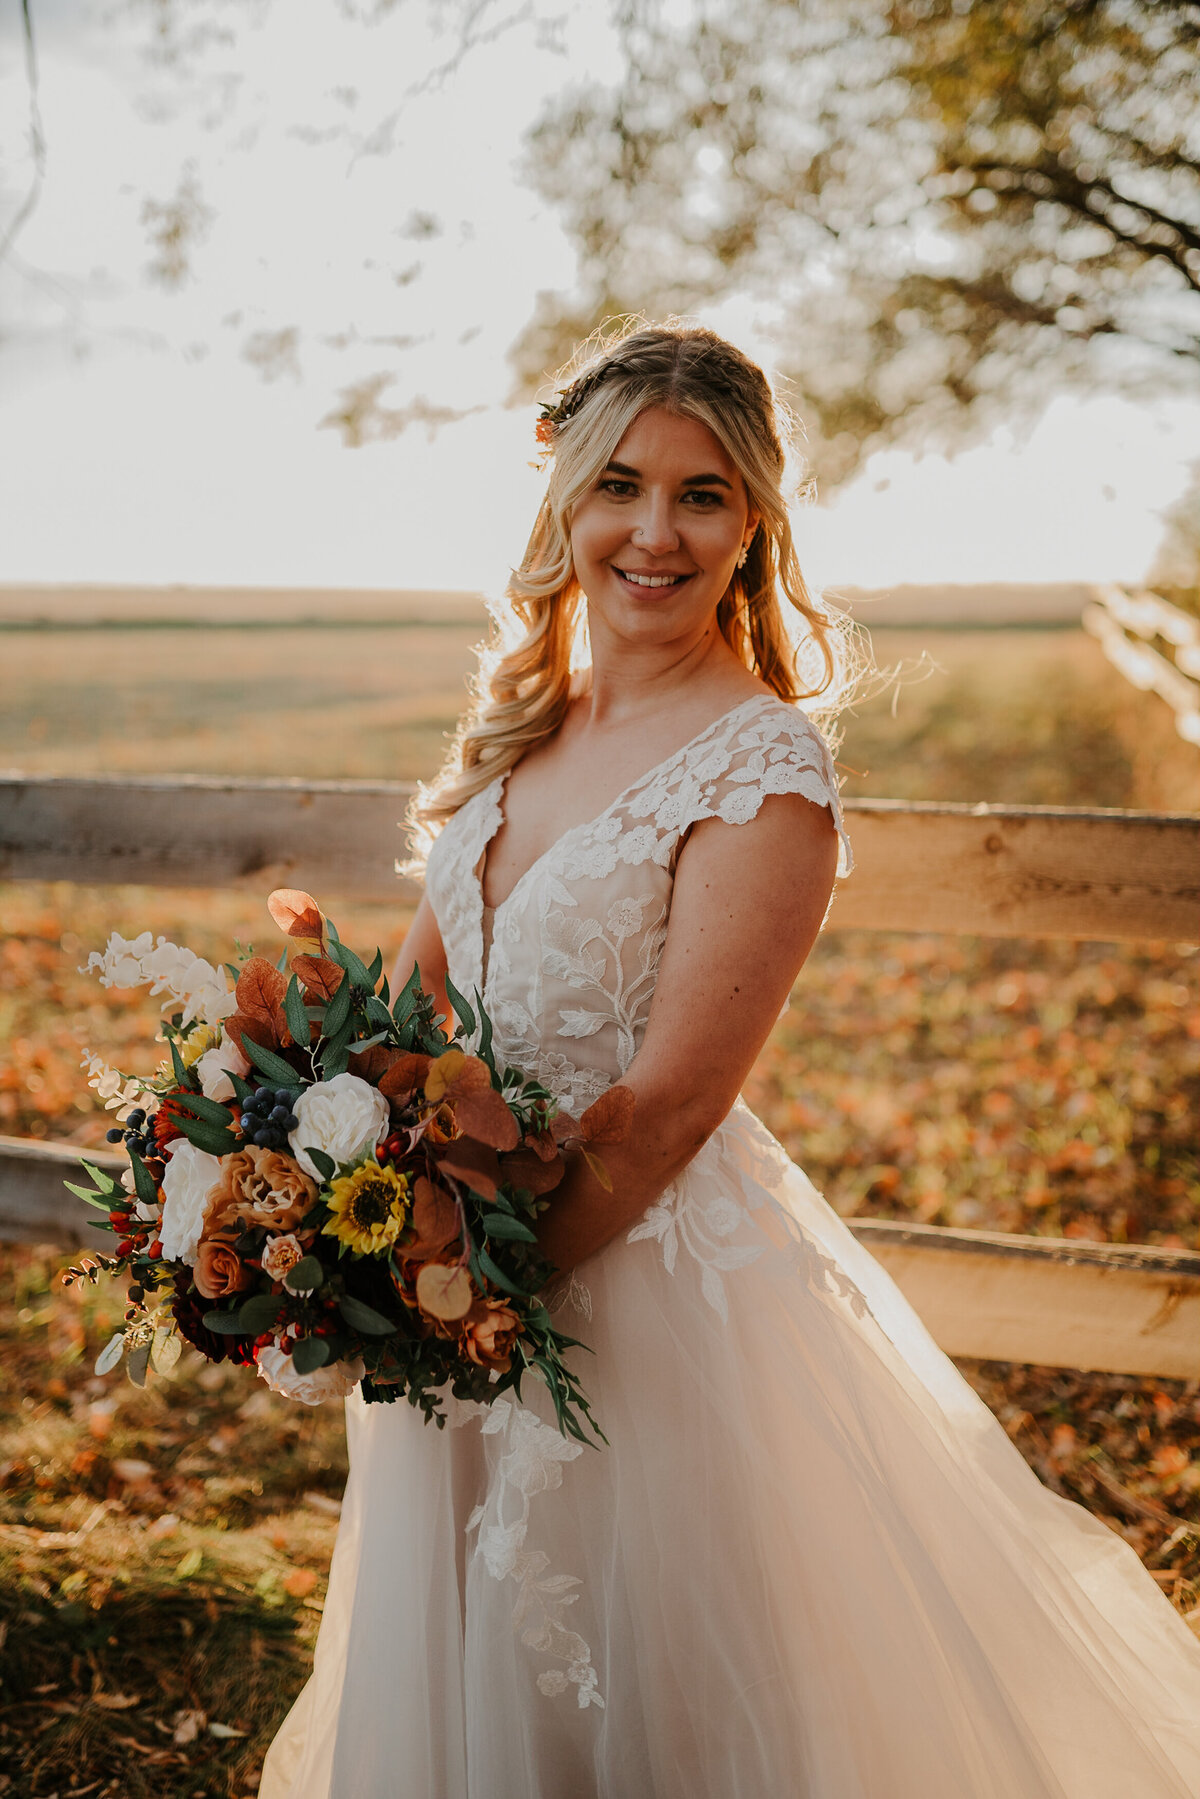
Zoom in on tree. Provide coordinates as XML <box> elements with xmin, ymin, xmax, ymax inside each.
<box><xmin>516</xmin><ymin>0</ymin><xmax>1200</xmax><ymax>485</ymax></box>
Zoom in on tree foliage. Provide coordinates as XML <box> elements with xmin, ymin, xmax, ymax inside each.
<box><xmin>517</xmin><ymin>0</ymin><xmax>1200</xmax><ymax>484</ymax></box>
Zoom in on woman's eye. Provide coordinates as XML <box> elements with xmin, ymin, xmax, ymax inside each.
<box><xmin>683</xmin><ymin>490</ymin><xmax>721</xmax><ymax>507</ymax></box>
<box><xmin>598</xmin><ymin>478</ymin><xmax>637</xmax><ymax>497</ymax></box>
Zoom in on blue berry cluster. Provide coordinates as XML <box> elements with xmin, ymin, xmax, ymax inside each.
<box><xmin>240</xmin><ymin>1086</ymin><xmax>300</xmax><ymax>1151</ymax></box>
<box><xmin>106</xmin><ymin>1106</ymin><xmax>159</xmax><ymax>1158</ymax></box>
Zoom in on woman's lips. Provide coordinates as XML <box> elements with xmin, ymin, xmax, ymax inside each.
<box><xmin>613</xmin><ymin>568</ymin><xmax>693</xmax><ymax>590</ymax></box>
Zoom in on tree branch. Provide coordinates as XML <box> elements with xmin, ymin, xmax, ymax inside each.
<box><xmin>0</xmin><ymin>0</ymin><xmax>47</xmax><ymax>265</ymax></box>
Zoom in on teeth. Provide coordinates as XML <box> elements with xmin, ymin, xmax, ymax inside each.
<box><xmin>620</xmin><ymin>571</ymin><xmax>685</xmax><ymax>588</ymax></box>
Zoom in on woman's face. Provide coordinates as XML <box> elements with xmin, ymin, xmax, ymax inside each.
<box><xmin>569</xmin><ymin>406</ymin><xmax>758</xmax><ymax>649</ymax></box>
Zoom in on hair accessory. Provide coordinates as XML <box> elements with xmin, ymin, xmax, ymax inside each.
<box><xmin>534</xmin><ymin>360</ymin><xmax>619</xmax><ymax>452</ymax></box>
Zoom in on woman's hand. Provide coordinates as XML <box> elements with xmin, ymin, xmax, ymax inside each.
<box><xmin>534</xmin><ymin>788</ymin><xmax>839</xmax><ymax>1275</ymax></box>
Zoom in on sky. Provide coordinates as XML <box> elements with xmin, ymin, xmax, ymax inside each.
<box><xmin>1</xmin><ymin>0</ymin><xmax>1197</xmax><ymax>598</ymax></box>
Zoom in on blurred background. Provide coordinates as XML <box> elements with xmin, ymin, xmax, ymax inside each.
<box><xmin>0</xmin><ymin>2</ymin><xmax>1198</xmax><ymax>1792</ymax></box>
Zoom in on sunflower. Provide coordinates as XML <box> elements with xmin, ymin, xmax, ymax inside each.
<box><xmin>322</xmin><ymin>1160</ymin><xmax>411</xmax><ymax>1256</ymax></box>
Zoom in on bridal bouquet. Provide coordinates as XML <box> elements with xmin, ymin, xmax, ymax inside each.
<box><xmin>63</xmin><ymin>890</ymin><xmax>630</xmax><ymax>1444</ymax></box>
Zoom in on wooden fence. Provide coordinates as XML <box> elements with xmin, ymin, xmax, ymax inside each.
<box><xmin>2</xmin><ymin>772</ymin><xmax>1198</xmax><ymax>1379</ymax></box>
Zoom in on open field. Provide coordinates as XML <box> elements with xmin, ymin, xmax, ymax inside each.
<box><xmin>0</xmin><ymin>602</ymin><xmax>1197</xmax><ymax>1791</ymax></box>
<box><xmin>1</xmin><ymin>608</ymin><xmax>1197</xmax><ymax>809</ymax></box>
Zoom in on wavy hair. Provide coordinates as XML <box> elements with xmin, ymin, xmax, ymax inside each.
<box><xmin>408</xmin><ymin>321</ymin><xmax>857</xmax><ymax>857</ymax></box>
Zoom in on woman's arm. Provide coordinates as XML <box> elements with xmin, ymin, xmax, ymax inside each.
<box><xmin>389</xmin><ymin>892</ymin><xmax>451</xmax><ymax>1028</ymax></box>
<box><xmin>535</xmin><ymin>790</ymin><xmax>839</xmax><ymax>1274</ymax></box>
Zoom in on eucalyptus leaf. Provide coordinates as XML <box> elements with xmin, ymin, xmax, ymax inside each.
<box><xmin>444</xmin><ymin>975</ymin><xmax>476</xmax><ymax>1040</ymax></box>
<box><xmin>94</xmin><ymin>1331</ymin><xmax>126</xmax><ymax>1376</ymax></box>
<box><xmin>240</xmin><ymin>1036</ymin><xmax>302</xmax><ymax>1088</ymax></box>
<box><xmin>284</xmin><ymin>974</ymin><xmax>309</xmax><ymax>1047</ymax></box>
<box><xmin>151</xmin><ymin>1327</ymin><xmax>182</xmax><ymax>1376</ymax></box>
<box><xmin>173</xmin><ymin>1090</ymin><xmax>236</xmax><ymax>1128</ymax></box>
<box><xmin>322</xmin><ymin>976</ymin><xmax>352</xmax><ymax>1039</ymax></box>
<box><xmin>79</xmin><ymin>1159</ymin><xmax>121</xmax><ymax>1195</ymax></box>
<box><xmin>126</xmin><ymin>1342</ymin><xmax>151</xmax><ymax>1388</ymax></box>
<box><xmin>64</xmin><ymin>1182</ymin><xmax>115</xmax><ymax>1210</ymax></box>
<box><xmin>239</xmin><ymin>1293</ymin><xmax>284</xmax><ymax>1333</ymax></box>
<box><xmin>475</xmin><ymin>987</ymin><xmax>494</xmax><ymax>1068</ymax></box>
<box><xmin>203</xmin><ymin>1308</ymin><xmax>252</xmax><ymax>1336</ymax></box>
<box><xmin>291</xmin><ymin>1334</ymin><xmax>331</xmax><ymax>1375</ymax></box>
<box><xmin>332</xmin><ymin>940</ymin><xmax>373</xmax><ymax>991</ymax></box>
<box><xmin>338</xmin><ymin>1293</ymin><xmax>398</xmax><ymax>1337</ymax></box>
<box><xmin>127</xmin><ymin>1149</ymin><xmax>160</xmax><ymax>1210</ymax></box>
<box><xmin>482</xmin><ymin>1212</ymin><xmax>538</xmax><ymax>1243</ymax></box>
<box><xmin>304</xmin><ymin>1147</ymin><xmax>336</xmax><ymax>1184</ymax></box>
<box><xmin>173</xmin><ymin>1112</ymin><xmax>241</xmax><ymax>1158</ymax></box>
<box><xmin>285</xmin><ymin>1255</ymin><xmax>323</xmax><ymax>1295</ymax></box>
<box><xmin>473</xmin><ymin>1246</ymin><xmax>529</xmax><ymax>1300</ymax></box>
<box><xmin>167</xmin><ymin>1036</ymin><xmax>196</xmax><ymax>1089</ymax></box>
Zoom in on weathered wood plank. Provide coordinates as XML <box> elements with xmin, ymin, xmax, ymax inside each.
<box><xmin>2</xmin><ymin>774</ymin><xmax>1196</xmax><ymax>940</ymax></box>
<box><xmin>5</xmin><ymin>1138</ymin><xmax>1199</xmax><ymax>1379</ymax></box>
<box><xmin>852</xmin><ymin>1219</ymin><xmax>1200</xmax><ymax>1381</ymax></box>
<box><xmin>834</xmin><ymin>799</ymin><xmax>1199</xmax><ymax>941</ymax></box>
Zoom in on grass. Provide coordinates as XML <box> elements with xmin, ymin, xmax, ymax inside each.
<box><xmin>1</xmin><ymin>613</ymin><xmax>1198</xmax><ymax>1790</ymax></box>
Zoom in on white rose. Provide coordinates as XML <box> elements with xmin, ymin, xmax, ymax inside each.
<box><xmin>256</xmin><ymin>1347</ymin><xmax>365</xmax><ymax>1406</ymax></box>
<box><xmin>158</xmin><ymin>1139</ymin><xmax>222</xmax><ymax>1264</ymax></box>
<box><xmin>288</xmin><ymin>1073</ymin><xmax>390</xmax><ymax>1182</ymax></box>
<box><xmin>195</xmin><ymin>1033</ymin><xmax>251</xmax><ymax>1102</ymax></box>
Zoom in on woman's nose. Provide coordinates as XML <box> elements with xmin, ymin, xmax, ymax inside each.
<box><xmin>631</xmin><ymin>497</ymin><xmax>679</xmax><ymax>555</ymax></box>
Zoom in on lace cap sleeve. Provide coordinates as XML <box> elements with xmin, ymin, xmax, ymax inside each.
<box><xmin>674</xmin><ymin>700</ymin><xmax>853</xmax><ymax>878</ymax></box>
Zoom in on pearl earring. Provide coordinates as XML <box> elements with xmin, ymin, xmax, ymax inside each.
<box><xmin>736</xmin><ymin>541</ymin><xmax>750</xmax><ymax>570</ymax></box>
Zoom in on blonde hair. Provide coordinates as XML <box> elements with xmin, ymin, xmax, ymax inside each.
<box><xmin>410</xmin><ymin>320</ymin><xmax>856</xmax><ymax>853</ymax></box>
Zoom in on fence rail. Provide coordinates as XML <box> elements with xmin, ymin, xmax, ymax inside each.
<box><xmin>7</xmin><ymin>1135</ymin><xmax>1197</xmax><ymax>1380</ymax></box>
<box><xmin>2</xmin><ymin>772</ymin><xmax>1197</xmax><ymax>941</ymax></box>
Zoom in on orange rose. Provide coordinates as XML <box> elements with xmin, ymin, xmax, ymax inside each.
<box><xmin>203</xmin><ymin>1146</ymin><xmax>317</xmax><ymax>1237</ymax></box>
<box><xmin>459</xmin><ymin>1298</ymin><xmax>521</xmax><ymax>1373</ymax></box>
<box><xmin>193</xmin><ymin>1238</ymin><xmax>254</xmax><ymax>1300</ymax></box>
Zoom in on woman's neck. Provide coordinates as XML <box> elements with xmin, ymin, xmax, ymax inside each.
<box><xmin>579</xmin><ymin>617</ymin><xmax>755</xmax><ymax>730</ymax></box>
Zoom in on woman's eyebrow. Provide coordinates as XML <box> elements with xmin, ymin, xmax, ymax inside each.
<box><xmin>604</xmin><ymin>460</ymin><xmax>732</xmax><ymax>490</ymax></box>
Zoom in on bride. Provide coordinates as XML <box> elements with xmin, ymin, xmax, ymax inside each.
<box><xmin>260</xmin><ymin>323</ymin><xmax>1200</xmax><ymax>1798</ymax></box>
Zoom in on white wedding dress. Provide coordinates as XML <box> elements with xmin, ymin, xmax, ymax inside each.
<box><xmin>261</xmin><ymin>694</ymin><xmax>1200</xmax><ymax>1798</ymax></box>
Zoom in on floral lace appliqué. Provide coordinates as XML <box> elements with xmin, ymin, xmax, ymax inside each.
<box><xmin>465</xmin><ymin>1400</ymin><xmax>605</xmax><ymax>1709</ymax></box>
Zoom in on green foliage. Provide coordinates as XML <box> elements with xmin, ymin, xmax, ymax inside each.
<box><xmin>240</xmin><ymin>1035</ymin><xmax>302</xmax><ymax>1089</ymax></box>
<box><xmin>517</xmin><ymin>0</ymin><xmax>1200</xmax><ymax>484</ymax></box>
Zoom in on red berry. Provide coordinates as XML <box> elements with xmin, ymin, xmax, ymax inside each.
<box><xmin>116</xmin><ymin>1237</ymin><xmax>134</xmax><ymax>1257</ymax></box>
<box><xmin>108</xmin><ymin>1209</ymin><xmax>129</xmax><ymax>1228</ymax></box>
<box><xmin>148</xmin><ymin>1240</ymin><xmax>163</xmax><ymax>1259</ymax></box>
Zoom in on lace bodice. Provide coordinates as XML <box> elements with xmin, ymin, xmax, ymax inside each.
<box><xmin>422</xmin><ymin>695</ymin><xmax>852</xmax><ymax>1111</ymax></box>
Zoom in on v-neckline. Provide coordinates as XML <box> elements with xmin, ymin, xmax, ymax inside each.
<box><xmin>476</xmin><ymin>691</ymin><xmax>776</xmax><ymax>918</ymax></box>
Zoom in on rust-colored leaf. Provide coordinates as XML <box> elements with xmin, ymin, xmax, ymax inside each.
<box><xmin>425</xmin><ymin>1048</ymin><xmax>493</xmax><ymax>1105</ymax></box>
<box><xmin>453</xmin><ymin>1085</ymin><xmax>520</xmax><ymax>1152</ymax></box>
<box><xmin>578</xmin><ymin>1084</ymin><xmax>635</xmax><ymax>1146</ymax></box>
<box><xmin>291</xmin><ymin>954</ymin><xmax>345</xmax><ymax>1004</ymax></box>
<box><xmin>348</xmin><ymin>1043</ymin><xmax>404</xmax><ymax>1084</ymax></box>
<box><xmin>235</xmin><ymin>957</ymin><xmax>290</xmax><ymax>1032</ymax></box>
<box><xmin>267</xmin><ymin>889</ymin><xmax>326</xmax><ymax>947</ymax></box>
<box><xmin>415</xmin><ymin>1262</ymin><xmax>473</xmax><ymax>1322</ymax></box>
<box><xmin>581</xmin><ymin>1147</ymin><xmax>613</xmax><ymax>1192</ymax></box>
<box><xmin>226</xmin><ymin>1009</ymin><xmax>287</xmax><ymax>1057</ymax></box>
<box><xmin>499</xmin><ymin>1146</ymin><xmax>565</xmax><ymax>1197</ymax></box>
<box><xmin>436</xmin><ymin>1139</ymin><xmax>501</xmax><ymax>1201</ymax></box>
<box><xmin>408</xmin><ymin>1176</ymin><xmax>460</xmax><ymax>1257</ymax></box>
<box><xmin>379</xmin><ymin>1053</ymin><xmax>433</xmax><ymax>1099</ymax></box>
<box><xmin>550</xmin><ymin>1110</ymin><xmax>581</xmax><ymax>1146</ymax></box>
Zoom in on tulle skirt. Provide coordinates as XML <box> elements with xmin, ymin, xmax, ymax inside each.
<box><xmin>260</xmin><ymin>1102</ymin><xmax>1200</xmax><ymax>1798</ymax></box>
